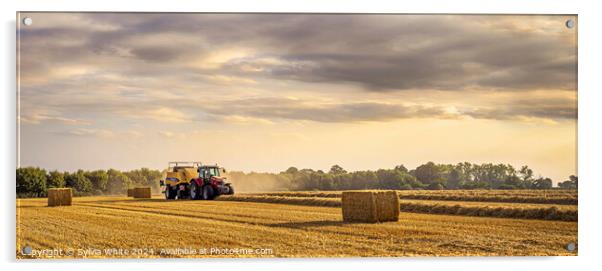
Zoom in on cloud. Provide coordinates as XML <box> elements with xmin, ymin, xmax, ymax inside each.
<box><xmin>123</xmin><ymin>130</ymin><xmax>144</xmax><ymax>139</ymax></box>
<box><xmin>219</xmin><ymin>115</ymin><xmax>274</xmax><ymax>125</ymax></box>
<box><xmin>158</xmin><ymin>130</ymin><xmax>195</xmax><ymax>139</ymax></box>
<box><xmin>59</xmin><ymin>129</ymin><xmax>149</xmax><ymax>139</ymax></box>
<box><xmin>130</xmin><ymin>46</ymin><xmax>187</xmax><ymax>63</ymax></box>
<box><xmin>64</xmin><ymin>128</ymin><xmax>115</xmax><ymax>138</ymax></box>
<box><xmin>201</xmin><ymin>97</ymin><xmax>575</xmax><ymax>124</ymax></box>
<box><xmin>18</xmin><ymin>14</ymin><xmax>576</xmax><ymax>92</ymax></box>
<box><xmin>462</xmin><ymin>96</ymin><xmax>577</xmax><ymax>121</ymax></box>
<box><xmin>17</xmin><ymin>13</ymin><xmax>577</xmax><ymax>129</ymax></box>
<box><xmin>144</xmin><ymin>107</ymin><xmax>191</xmax><ymax>123</ymax></box>
<box><xmin>19</xmin><ymin>113</ymin><xmax>91</xmax><ymax>125</ymax></box>
<box><xmin>208</xmin><ymin>99</ymin><xmax>451</xmax><ymax>122</ymax></box>
<box><xmin>158</xmin><ymin>131</ymin><xmax>177</xmax><ymax>138</ymax></box>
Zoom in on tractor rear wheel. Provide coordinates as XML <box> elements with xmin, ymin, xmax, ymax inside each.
<box><xmin>201</xmin><ymin>185</ymin><xmax>215</xmax><ymax>200</ymax></box>
<box><xmin>165</xmin><ymin>185</ymin><xmax>176</xmax><ymax>200</ymax></box>
<box><xmin>190</xmin><ymin>181</ymin><xmax>201</xmax><ymax>200</ymax></box>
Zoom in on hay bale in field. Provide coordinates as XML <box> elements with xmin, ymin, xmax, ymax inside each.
<box><xmin>127</xmin><ymin>188</ymin><xmax>135</xmax><ymax>197</ymax></box>
<box><xmin>341</xmin><ymin>191</ymin><xmax>378</xmax><ymax>223</ymax></box>
<box><xmin>133</xmin><ymin>187</ymin><xmax>151</xmax><ymax>198</ymax></box>
<box><xmin>47</xmin><ymin>188</ymin><xmax>72</xmax><ymax>207</ymax></box>
<box><xmin>374</xmin><ymin>191</ymin><xmax>400</xmax><ymax>222</ymax></box>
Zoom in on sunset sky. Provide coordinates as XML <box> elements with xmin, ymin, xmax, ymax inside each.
<box><xmin>17</xmin><ymin>13</ymin><xmax>577</xmax><ymax>183</ymax></box>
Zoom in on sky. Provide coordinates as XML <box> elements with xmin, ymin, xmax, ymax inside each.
<box><xmin>17</xmin><ymin>13</ymin><xmax>577</xmax><ymax>183</ymax></box>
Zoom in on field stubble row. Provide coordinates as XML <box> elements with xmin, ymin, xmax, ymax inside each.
<box><xmin>256</xmin><ymin>189</ymin><xmax>578</xmax><ymax>205</ymax></box>
<box><xmin>218</xmin><ymin>194</ymin><xmax>577</xmax><ymax>221</ymax></box>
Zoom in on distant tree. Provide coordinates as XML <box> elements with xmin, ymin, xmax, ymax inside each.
<box><xmin>17</xmin><ymin>167</ymin><xmax>47</xmax><ymax>197</ymax></box>
<box><xmin>503</xmin><ymin>175</ymin><xmax>523</xmax><ymax>188</ymax></box>
<box><xmin>518</xmin><ymin>165</ymin><xmax>534</xmax><ymax>187</ymax></box>
<box><xmin>447</xmin><ymin>167</ymin><xmax>462</xmax><ymax>189</ymax></box>
<box><xmin>558</xmin><ymin>175</ymin><xmax>578</xmax><ymax>189</ymax></box>
<box><xmin>107</xmin><ymin>169</ymin><xmax>131</xmax><ymax>194</ymax></box>
<box><xmin>299</xmin><ymin>168</ymin><xmax>316</xmax><ymax>174</ymax></box>
<box><xmin>46</xmin><ymin>170</ymin><xmax>65</xmax><ymax>188</ymax></box>
<box><xmin>376</xmin><ymin>169</ymin><xmax>399</xmax><ymax>189</ymax></box>
<box><xmin>318</xmin><ymin>174</ymin><xmax>335</xmax><ymax>190</ymax></box>
<box><xmin>141</xmin><ymin>168</ymin><xmax>162</xmax><ymax>191</ymax></box>
<box><xmin>329</xmin><ymin>165</ymin><xmax>347</xmax><ymax>175</ymax></box>
<box><xmin>413</xmin><ymin>162</ymin><xmax>444</xmax><ymax>185</ymax></box>
<box><xmin>455</xmin><ymin>162</ymin><xmax>474</xmax><ymax>186</ymax></box>
<box><xmin>569</xmin><ymin>175</ymin><xmax>578</xmax><ymax>189</ymax></box>
<box><xmin>532</xmin><ymin>177</ymin><xmax>553</xmax><ymax>189</ymax></box>
<box><xmin>85</xmin><ymin>170</ymin><xmax>109</xmax><ymax>192</ymax></box>
<box><xmin>400</xmin><ymin>172</ymin><xmax>419</xmax><ymax>188</ymax></box>
<box><xmin>65</xmin><ymin>170</ymin><xmax>92</xmax><ymax>193</ymax></box>
<box><xmin>394</xmin><ymin>164</ymin><xmax>409</xmax><ymax>173</ymax></box>
<box><xmin>376</xmin><ymin>169</ymin><xmax>417</xmax><ymax>190</ymax></box>
<box><xmin>284</xmin><ymin>167</ymin><xmax>298</xmax><ymax>174</ymax></box>
<box><xmin>360</xmin><ymin>172</ymin><xmax>373</xmax><ymax>189</ymax></box>
<box><xmin>427</xmin><ymin>183</ymin><xmax>445</xmax><ymax>190</ymax></box>
<box><xmin>124</xmin><ymin>169</ymin><xmax>145</xmax><ymax>186</ymax></box>
<box><xmin>296</xmin><ymin>171</ymin><xmax>319</xmax><ymax>190</ymax></box>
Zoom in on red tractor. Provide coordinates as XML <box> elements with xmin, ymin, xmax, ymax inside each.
<box><xmin>160</xmin><ymin>162</ymin><xmax>234</xmax><ymax>200</ymax></box>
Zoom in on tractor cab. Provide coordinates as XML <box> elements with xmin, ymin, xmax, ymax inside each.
<box><xmin>198</xmin><ymin>166</ymin><xmax>224</xmax><ymax>179</ymax></box>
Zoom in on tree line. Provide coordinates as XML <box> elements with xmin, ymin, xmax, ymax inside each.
<box><xmin>269</xmin><ymin>162</ymin><xmax>577</xmax><ymax>191</ymax></box>
<box><xmin>16</xmin><ymin>167</ymin><xmax>161</xmax><ymax>198</ymax></box>
<box><xmin>16</xmin><ymin>162</ymin><xmax>578</xmax><ymax>197</ymax></box>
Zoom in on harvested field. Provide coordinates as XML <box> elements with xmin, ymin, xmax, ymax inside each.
<box><xmin>396</xmin><ymin>190</ymin><xmax>577</xmax><ymax>205</ymax></box>
<box><xmin>218</xmin><ymin>195</ymin><xmax>577</xmax><ymax>221</ymax></box>
<box><xmin>16</xmin><ymin>196</ymin><xmax>577</xmax><ymax>258</ymax></box>
<box><xmin>259</xmin><ymin>189</ymin><xmax>578</xmax><ymax>205</ymax></box>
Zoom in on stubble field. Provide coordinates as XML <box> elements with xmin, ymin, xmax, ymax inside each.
<box><xmin>16</xmin><ymin>190</ymin><xmax>577</xmax><ymax>259</ymax></box>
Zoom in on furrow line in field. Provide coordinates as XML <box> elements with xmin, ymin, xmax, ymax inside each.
<box><xmin>254</xmin><ymin>190</ymin><xmax>577</xmax><ymax>205</ymax></box>
<box><xmin>218</xmin><ymin>195</ymin><xmax>577</xmax><ymax>221</ymax></box>
<box><xmin>74</xmin><ymin>202</ymin><xmax>406</xmax><ymax>243</ymax></box>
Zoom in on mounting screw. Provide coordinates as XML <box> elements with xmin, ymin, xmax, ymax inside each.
<box><xmin>566</xmin><ymin>243</ymin><xmax>576</xmax><ymax>252</ymax></box>
<box><xmin>22</xmin><ymin>17</ymin><xmax>33</xmax><ymax>26</ymax></box>
<box><xmin>21</xmin><ymin>246</ymin><xmax>32</xmax><ymax>255</ymax></box>
<box><xmin>565</xmin><ymin>19</ymin><xmax>574</xmax><ymax>29</ymax></box>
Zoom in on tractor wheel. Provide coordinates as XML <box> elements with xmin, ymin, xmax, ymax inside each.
<box><xmin>165</xmin><ymin>186</ymin><xmax>176</xmax><ymax>200</ymax></box>
<box><xmin>201</xmin><ymin>185</ymin><xmax>215</xmax><ymax>200</ymax></box>
<box><xmin>190</xmin><ymin>181</ymin><xmax>201</xmax><ymax>200</ymax></box>
<box><xmin>176</xmin><ymin>187</ymin><xmax>188</xmax><ymax>200</ymax></box>
<box><xmin>226</xmin><ymin>184</ymin><xmax>235</xmax><ymax>195</ymax></box>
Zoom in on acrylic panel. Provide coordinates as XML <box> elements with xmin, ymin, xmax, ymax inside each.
<box><xmin>16</xmin><ymin>13</ymin><xmax>578</xmax><ymax>259</ymax></box>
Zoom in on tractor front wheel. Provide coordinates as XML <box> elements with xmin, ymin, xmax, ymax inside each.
<box><xmin>201</xmin><ymin>185</ymin><xmax>215</xmax><ymax>200</ymax></box>
<box><xmin>165</xmin><ymin>185</ymin><xmax>176</xmax><ymax>200</ymax></box>
<box><xmin>226</xmin><ymin>184</ymin><xmax>235</xmax><ymax>195</ymax></box>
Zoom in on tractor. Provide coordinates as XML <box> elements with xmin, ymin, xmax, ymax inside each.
<box><xmin>159</xmin><ymin>161</ymin><xmax>234</xmax><ymax>200</ymax></box>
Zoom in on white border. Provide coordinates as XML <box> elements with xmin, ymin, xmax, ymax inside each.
<box><xmin>2</xmin><ymin>1</ymin><xmax>601</xmax><ymax>271</ymax></box>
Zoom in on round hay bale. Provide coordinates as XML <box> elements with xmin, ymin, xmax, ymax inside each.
<box><xmin>342</xmin><ymin>191</ymin><xmax>378</xmax><ymax>223</ymax></box>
